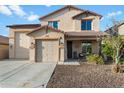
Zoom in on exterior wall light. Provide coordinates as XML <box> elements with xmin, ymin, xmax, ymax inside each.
<box><xmin>30</xmin><ymin>42</ymin><xmax>35</xmax><ymax>49</ymax></box>
<box><xmin>60</xmin><ymin>37</ymin><xmax>64</xmax><ymax>45</ymax></box>
<box><xmin>10</xmin><ymin>44</ymin><xmax>13</xmax><ymax>49</ymax></box>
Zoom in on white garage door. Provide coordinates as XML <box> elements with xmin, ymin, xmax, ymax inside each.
<box><xmin>36</xmin><ymin>40</ymin><xmax>59</xmax><ymax>62</ymax></box>
<box><xmin>15</xmin><ymin>32</ymin><xmax>30</xmax><ymax>59</ymax></box>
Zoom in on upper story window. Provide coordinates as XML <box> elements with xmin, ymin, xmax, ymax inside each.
<box><xmin>48</xmin><ymin>21</ymin><xmax>58</xmax><ymax>29</ymax></box>
<box><xmin>81</xmin><ymin>20</ymin><xmax>92</xmax><ymax>30</ymax></box>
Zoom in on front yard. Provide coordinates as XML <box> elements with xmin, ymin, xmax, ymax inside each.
<box><xmin>47</xmin><ymin>64</ymin><xmax>124</xmax><ymax>88</ymax></box>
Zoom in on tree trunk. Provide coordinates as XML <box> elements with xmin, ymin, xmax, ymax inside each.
<box><xmin>115</xmin><ymin>47</ymin><xmax>120</xmax><ymax>64</ymax></box>
<box><xmin>113</xmin><ymin>48</ymin><xmax>120</xmax><ymax>73</ymax></box>
<box><xmin>115</xmin><ymin>57</ymin><xmax>119</xmax><ymax>64</ymax></box>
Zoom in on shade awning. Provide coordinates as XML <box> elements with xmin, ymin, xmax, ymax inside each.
<box><xmin>65</xmin><ymin>31</ymin><xmax>108</xmax><ymax>37</ymax></box>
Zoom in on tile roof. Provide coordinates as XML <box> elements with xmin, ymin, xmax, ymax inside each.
<box><xmin>39</xmin><ymin>5</ymin><xmax>102</xmax><ymax>20</ymax></box>
<box><xmin>72</xmin><ymin>10</ymin><xmax>102</xmax><ymax>19</ymax></box>
<box><xmin>27</xmin><ymin>25</ymin><xmax>64</xmax><ymax>35</ymax></box>
<box><xmin>39</xmin><ymin>5</ymin><xmax>84</xmax><ymax>20</ymax></box>
<box><xmin>7</xmin><ymin>24</ymin><xmax>41</xmax><ymax>28</ymax></box>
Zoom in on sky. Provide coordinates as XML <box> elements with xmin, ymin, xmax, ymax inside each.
<box><xmin>0</xmin><ymin>5</ymin><xmax>124</xmax><ymax>36</ymax></box>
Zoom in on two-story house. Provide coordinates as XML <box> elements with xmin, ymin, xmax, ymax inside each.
<box><xmin>7</xmin><ymin>5</ymin><xmax>106</xmax><ymax>63</ymax></box>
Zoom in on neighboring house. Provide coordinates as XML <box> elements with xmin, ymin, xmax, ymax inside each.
<box><xmin>7</xmin><ymin>5</ymin><xmax>106</xmax><ymax>63</ymax></box>
<box><xmin>0</xmin><ymin>35</ymin><xmax>9</xmax><ymax>60</ymax></box>
<box><xmin>105</xmin><ymin>22</ymin><xmax>124</xmax><ymax>36</ymax></box>
<box><xmin>105</xmin><ymin>22</ymin><xmax>124</xmax><ymax>57</ymax></box>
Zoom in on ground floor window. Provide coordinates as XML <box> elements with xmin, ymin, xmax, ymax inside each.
<box><xmin>82</xmin><ymin>41</ymin><xmax>92</xmax><ymax>55</ymax></box>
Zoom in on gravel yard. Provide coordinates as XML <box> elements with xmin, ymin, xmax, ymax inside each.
<box><xmin>47</xmin><ymin>64</ymin><xmax>124</xmax><ymax>88</ymax></box>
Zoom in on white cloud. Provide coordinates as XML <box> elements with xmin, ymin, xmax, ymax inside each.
<box><xmin>107</xmin><ymin>11</ymin><xmax>122</xmax><ymax>18</ymax></box>
<box><xmin>0</xmin><ymin>5</ymin><xmax>12</xmax><ymax>16</ymax></box>
<box><xmin>8</xmin><ymin>5</ymin><xmax>26</xmax><ymax>17</ymax></box>
<box><xmin>45</xmin><ymin>5</ymin><xmax>51</xmax><ymax>7</ymax></box>
<box><xmin>27</xmin><ymin>14</ymin><xmax>39</xmax><ymax>21</ymax></box>
<box><xmin>0</xmin><ymin>5</ymin><xmax>39</xmax><ymax>21</ymax></box>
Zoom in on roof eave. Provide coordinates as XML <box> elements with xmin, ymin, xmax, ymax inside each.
<box><xmin>65</xmin><ymin>32</ymin><xmax>107</xmax><ymax>37</ymax></box>
<box><xmin>6</xmin><ymin>24</ymin><xmax>41</xmax><ymax>28</ymax></box>
<box><xmin>39</xmin><ymin>5</ymin><xmax>84</xmax><ymax>20</ymax></box>
<box><xmin>72</xmin><ymin>10</ymin><xmax>102</xmax><ymax>19</ymax></box>
<box><xmin>27</xmin><ymin>25</ymin><xmax>64</xmax><ymax>36</ymax></box>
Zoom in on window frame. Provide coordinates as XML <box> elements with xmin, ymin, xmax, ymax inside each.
<box><xmin>48</xmin><ymin>21</ymin><xmax>59</xmax><ymax>29</ymax></box>
<box><xmin>81</xmin><ymin>19</ymin><xmax>92</xmax><ymax>31</ymax></box>
<box><xmin>81</xmin><ymin>41</ymin><xmax>92</xmax><ymax>54</ymax></box>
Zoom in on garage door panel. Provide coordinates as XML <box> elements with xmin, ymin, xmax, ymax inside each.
<box><xmin>36</xmin><ymin>40</ymin><xmax>59</xmax><ymax>62</ymax></box>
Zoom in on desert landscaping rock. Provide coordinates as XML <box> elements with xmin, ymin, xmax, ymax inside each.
<box><xmin>47</xmin><ymin>64</ymin><xmax>124</xmax><ymax>88</ymax></box>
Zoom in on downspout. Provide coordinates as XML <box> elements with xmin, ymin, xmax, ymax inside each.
<box><xmin>46</xmin><ymin>25</ymin><xmax>48</xmax><ymax>34</ymax></box>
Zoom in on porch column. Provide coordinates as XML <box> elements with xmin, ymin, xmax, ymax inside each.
<box><xmin>92</xmin><ymin>41</ymin><xmax>100</xmax><ymax>54</ymax></box>
<box><xmin>29</xmin><ymin>37</ymin><xmax>35</xmax><ymax>62</ymax></box>
<box><xmin>9</xmin><ymin>39</ymin><xmax>15</xmax><ymax>59</ymax></box>
<box><xmin>59</xmin><ymin>48</ymin><xmax>64</xmax><ymax>62</ymax></box>
<box><xmin>64</xmin><ymin>40</ymin><xmax>67</xmax><ymax>60</ymax></box>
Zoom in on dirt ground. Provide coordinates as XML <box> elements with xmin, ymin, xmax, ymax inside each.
<box><xmin>47</xmin><ymin>64</ymin><xmax>124</xmax><ymax>88</ymax></box>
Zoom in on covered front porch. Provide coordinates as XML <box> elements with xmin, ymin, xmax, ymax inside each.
<box><xmin>64</xmin><ymin>31</ymin><xmax>104</xmax><ymax>61</ymax></box>
<box><xmin>65</xmin><ymin>40</ymin><xmax>100</xmax><ymax>60</ymax></box>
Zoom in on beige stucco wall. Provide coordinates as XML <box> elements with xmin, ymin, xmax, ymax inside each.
<box><xmin>60</xmin><ymin>47</ymin><xmax>64</xmax><ymax>62</ymax></box>
<box><xmin>0</xmin><ymin>44</ymin><xmax>9</xmax><ymax>60</ymax></box>
<box><xmin>29</xmin><ymin>37</ymin><xmax>35</xmax><ymax>62</ymax></box>
<box><xmin>28</xmin><ymin>29</ymin><xmax>65</xmax><ymax>62</ymax></box>
<box><xmin>74</xmin><ymin>14</ymin><xmax>100</xmax><ymax>32</ymax></box>
<box><xmin>9</xmin><ymin>28</ymin><xmax>35</xmax><ymax>59</ymax></box>
<box><xmin>41</xmin><ymin>8</ymin><xmax>82</xmax><ymax>32</ymax></box>
<box><xmin>118</xmin><ymin>24</ymin><xmax>124</xmax><ymax>35</ymax></box>
<box><xmin>9</xmin><ymin>27</ymin><xmax>65</xmax><ymax>62</ymax></box>
<box><xmin>29</xmin><ymin>29</ymin><xmax>46</xmax><ymax>38</ymax></box>
<box><xmin>15</xmin><ymin>32</ymin><xmax>30</xmax><ymax>59</ymax></box>
<box><xmin>92</xmin><ymin>41</ymin><xmax>100</xmax><ymax>54</ymax></box>
<box><xmin>41</xmin><ymin>8</ymin><xmax>100</xmax><ymax>32</ymax></box>
<box><xmin>92</xmin><ymin>16</ymin><xmax>100</xmax><ymax>32</ymax></box>
<box><xmin>9</xmin><ymin>28</ymin><xmax>35</xmax><ymax>38</ymax></box>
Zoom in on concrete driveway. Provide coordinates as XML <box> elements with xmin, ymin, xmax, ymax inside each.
<box><xmin>0</xmin><ymin>60</ymin><xmax>56</xmax><ymax>88</ymax></box>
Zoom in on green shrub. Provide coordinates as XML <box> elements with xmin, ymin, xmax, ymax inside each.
<box><xmin>119</xmin><ymin>61</ymin><xmax>124</xmax><ymax>64</ymax></box>
<box><xmin>102</xmin><ymin>43</ymin><xmax>114</xmax><ymax>57</ymax></box>
<box><xmin>87</xmin><ymin>54</ymin><xmax>104</xmax><ymax>65</ymax></box>
<box><xmin>119</xmin><ymin>58</ymin><xmax>124</xmax><ymax>64</ymax></box>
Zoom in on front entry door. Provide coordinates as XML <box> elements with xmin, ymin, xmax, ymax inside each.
<box><xmin>67</xmin><ymin>41</ymin><xmax>72</xmax><ymax>59</ymax></box>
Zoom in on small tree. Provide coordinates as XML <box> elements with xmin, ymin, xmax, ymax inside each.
<box><xmin>103</xmin><ymin>36</ymin><xmax>124</xmax><ymax>64</ymax></box>
<box><xmin>103</xmin><ymin>20</ymin><xmax>124</xmax><ymax>73</ymax></box>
